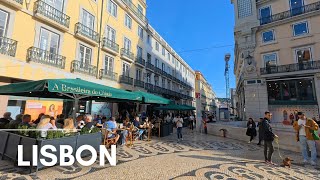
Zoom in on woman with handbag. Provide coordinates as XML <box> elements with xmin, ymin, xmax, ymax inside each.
<box><xmin>246</xmin><ymin>118</ymin><xmax>257</xmax><ymax>143</ymax></box>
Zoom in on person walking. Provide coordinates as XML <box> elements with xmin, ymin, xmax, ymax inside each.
<box><xmin>246</xmin><ymin>118</ymin><xmax>257</xmax><ymax>143</ymax></box>
<box><xmin>293</xmin><ymin>112</ymin><xmax>319</xmax><ymax>166</ymax></box>
<box><xmin>257</xmin><ymin>118</ymin><xmax>264</xmax><ymax>145</ymax></box>
<box><xmin>262</xmin><ymin>111</ymin><xmax>278</xmax><ymax>165</ymax></box>
<box><xmin>174</xmin><ymin>115</ymin><xmax>183</xmax><ymax>141</ymax></box>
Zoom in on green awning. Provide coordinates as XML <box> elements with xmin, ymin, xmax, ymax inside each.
<box><xmin>134</xmin><ymin>91</ymin><xmax>171</xmax><ymax>104</ymax></box>
<box><xmin>0</xmin><ymin>78</ymin><xmax>142</xmax><ymax>101</ymax></box>
<box><xmin>155</xmin><ymin>104</ymin><xmax>196</xmax><ymax>111</ymax></box>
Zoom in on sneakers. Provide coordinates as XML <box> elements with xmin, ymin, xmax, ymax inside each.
<box><xmin>303</xmin><ymin>159</ymin><xmax>308</xmax><ymax>164</ymax></box>
<box><xmin>181</xmin><ymin>138</ymin><xmax>183</xmax><ymax>141</ymax></box>
<box><xmin>311</xmin><ymin>161</ymin><xmax>317</xmax><ymax>166</ymax></box>
<box><xmin>248</xmin><ymin>141</ymin><xmax>251</xmax><ymax>144</ymax></box>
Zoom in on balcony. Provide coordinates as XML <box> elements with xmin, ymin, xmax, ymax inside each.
<box><xmin>145</xmin><ymin>83</ymin><xmax>154</xmax><ymax>92</ymax></box>
<box><xmin>34</xmin><ymin>0</ymin><xmax>70</xmax><ymax>31</ymax></box>
<box><xmin>154</xmin><ymin>86</ymin><xmax>163</xmax><ymax>94</ymax></box>
<box><xmin>134</xmin><ymin>79</ymin><xmax>145</xmax><ymax>88</ymax></box>
<box><xmin>71</xmin><ymin>60</ymin><xmax>97</xmax><ymax>77</ymax></box>
<box><xmin>2</xmin><ymin>0</ymin><xmax>23</xmax><ymax>10</ymax></box>
<box><xmin>120</xmin><ymin>75</ymin><xmax>133</xmax><ymax>85</ymax></box>
<box><xmin>260</xmin><ymin>60</ymin><xmax>320</xmax><ymax>75</ymax></box>
<box><xmin>121</xmin><ymin>0</ymin><xmax>148</xmax><ymax>23</ymax></box>
<box><xmin>75</xmin><ymin>23</ymin><xmax>99</xmax><ymax>45</ymax></box>
<box><xmin>260</xmin><ymin>1</ymin><xmax>320</xmax><ymax>25</ymax></box>
<box><xmin>120</xmin><ymin>48</ymin><xmax>134</xmax><ymax>62</ymax></box>
<box><xmin>99</xmin><ymin>69</ymin><xmax>118</xmax><ymax>81</ymax></box>
<box><xmin>27</xmin><ymin>47</ymin><xmax>65</xmax><ymax>69</ymax></box>
<box><xmin>154</xmin><ymin>67</ymin><xmax>162</xmax><ymax>75</ymax></box>
<box><xmin>0</xmin><ymin>36</ymin><xmax>18</xmax><ymax>57</ymax></box>
<box><xmin>102</xmin><ymin>38</ymin><xmax>119</xmax><ymax>55</ymax></box>
<box><xmin>146</xmin><ymin>62</ymin><xmax>154</xmax><ymax>71</ymax></box>
<box><xmin>135</xmin><ymin>57</ymin><xmax>145</xmax><ymax>67</ymax></box>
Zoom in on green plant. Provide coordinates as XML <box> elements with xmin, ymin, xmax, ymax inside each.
<box><xmin>54</xmin><ymin>130</ymin><xmax>64</xmax><ymax>139</ymax></box>
<box><xmin>29</xmin><ymin>127</ymin><xmax>40</xmax><ymax>139</ymax></box>
<box><xmin>46</xmin><ymin>131</ymin><xmax>54</xmax><ymax>139</ymax></box>
<box><xmin>17</xmin><ymin>125</ymin><xmax>29</xmax><ymax>136</ymax></box>
<box><xmin>80</xmin><ymin>127</ymin><xmax>91</xmax><ymax>135</ymax></box>
<box><xmin>91</xmin><ymin>127</ymin><xmax>100</xmax><ymax>134</ymax></box>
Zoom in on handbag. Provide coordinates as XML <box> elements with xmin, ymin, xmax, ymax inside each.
<box><xmin>310</xmin><ymin>130</ymin><xmax>320</xmax><ymax>140</ymax></box>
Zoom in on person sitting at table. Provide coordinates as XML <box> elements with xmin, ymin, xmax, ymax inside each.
<box><xmin>63</xmin><ymin>118</ymin><xmax>77</xmax><ymax>135</ymax></box>
<box><xmin>19</xmin><ymin>114</ymin><xmax>34</xmax><ymax>127</ymax></box>
<box><xmin>37</xmin><ymin>115</ymin><xmax>57</xmax><ymax>138</ymax></box>
<box><xmin>84</xmin><ymin>114</ymin><xmax>95</xmax><ymax>129</ymax></box>
<box><xmin>133</xmin><ymin>116</ymin><xmax>146</xmax><ymax>140</ymax></box>
<box><xmin>105</xmin><ymin>117</ymin><xmax>120</xmax><ymax>144</ymax></box>
<box><xmin>120</xmin><ymin>119</ymin><xmax>132</xmax><ymax>145</ymax></box>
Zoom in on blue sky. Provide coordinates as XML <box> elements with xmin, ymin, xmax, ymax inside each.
<box><xmin>146</xmin><ymin>0</ymin><xmax>235</xmax><ymax>98</ymax></box>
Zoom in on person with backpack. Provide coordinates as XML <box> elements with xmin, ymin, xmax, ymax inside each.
<box><xmin>257</xmin><ymin>118</ymin><xmax>264</xmax><ymax>145</ymax></box>
<box><xmin>262</xmin><ymin>111</ymin><xmax>278</xmax><ymax>165</ymax></box>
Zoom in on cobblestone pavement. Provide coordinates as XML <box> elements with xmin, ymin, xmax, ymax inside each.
<box><xmin>1</xmin><ymin>128</ymin><xmax>319</xmax><ymax>180</ymax></box>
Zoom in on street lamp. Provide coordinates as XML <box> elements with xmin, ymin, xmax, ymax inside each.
<box><xmin>224</xmin><ymin>53</ymin><xmax>231</xmax><ymax>113</ymax></box>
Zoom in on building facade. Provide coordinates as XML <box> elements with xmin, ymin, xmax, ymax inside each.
<box><xmin>0</xmin><ymin>0</ymin><xmax>195</xmax><ymax>117</ymax></box>
<box><xmin>231</xmin><ymin>0</ymin><xmax>320</xmax><ymax>122</ymax></box>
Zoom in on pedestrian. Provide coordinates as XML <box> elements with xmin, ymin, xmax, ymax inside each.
<box><xmin>257</xmin><ymin>118</ymin><xmax>264</xmax><ymax>145</ymax></box>
<box><xmin>262</xmin><ymin>111</ymin><xmax>278</xmax><ymax>165</ymax></box>
<box><xmin>173</xmin><ymin>115</ymin><xmax>183</xmax><ymax>141</ymax></box>
<box><xmin>203</xmin><ymin>117</ymin><xmax>207</xmax><ymax>134</ymax></box>
<box><xmin>189</xmin><ymin>113</ymin><xmax>195</xmax><ymax>131</ymax></box>
<box><xmin>246</xmin><ymin>118</ymin><xmax>257</xmax><ymax>143</ymax></box>
<box><xmin>293</xmin><ymin>112</ymin><xmax>319</xmax><ymax>166</ymax></box>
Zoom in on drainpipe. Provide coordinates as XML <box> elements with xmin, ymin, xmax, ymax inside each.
<box><xmin>96</xmin><ymin>0</ymin><xmax>105</xmax><ymax>79</ymax></box>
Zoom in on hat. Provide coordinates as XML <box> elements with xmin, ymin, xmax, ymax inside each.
<box><xmin>297</xmin><ymin>112</ymin><xmax>304</xmax><ymax>115</ymax></box>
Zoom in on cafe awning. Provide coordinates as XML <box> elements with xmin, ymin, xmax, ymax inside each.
<box><xmin>0</xmin><ymin>78</ymin><xmax>142</xmax><ymax>101</ymax></box>
<box><xmin>154</xmin><ymin>104</ymin><xmax>196</xmax><ymax>111</ymax></box>
<box><xmin>133</xmin><ymin>91</ymin><xmax>171</xmax><ymax>104</ymax></box>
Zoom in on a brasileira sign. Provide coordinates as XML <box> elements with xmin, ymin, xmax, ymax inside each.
<box><xmin>49</xmin><ymin>83</ymin><xmax>113</xmax><ymax>97</ymax></box>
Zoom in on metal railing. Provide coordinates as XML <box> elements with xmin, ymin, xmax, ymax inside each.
<box><xmin>134</xmin><ymin>79</ymin><xmax>145</xmax><ymax>88</ymax></box>
<box><xmin>135</xmin><ymin>57</ymin><xmax>145</xmax><ymax>66</ymax></box>
<box><xmin>13</xmin><ymin>0</ymin><xmax>23</xmax><ymax>4</ymax></box>
<box><xmin>146</xmin><ymin>62</ymin><xmax>154</xmax><ymax>70</ymax></box>
<box><xmin>34</xmin><ymin>0</ymin><xmax>70</xmax><ymax>28</ymax></box>
<box><xmin>99</xmin><ymin>69</ymin><xmax>118</xmax><ymax>81</ymax></box>
<box><xmin>102</xmin><ymin>38</ymin><xmax>119</xmax><ymax>53</ymax></box>
<box><xmin>27</xmin><ymin>47</ymin><xmax>65</xmax><ymax>69</ymax></box>
<box><xmin>260</xmin><ymin>1</ymin><xmax>320</xmax><ymax>25</ymax></box>
<box><xmin>154</xmin><ymin>67</ymin><xmax>162</xmax><ymax>74</ymax></box>
<box><xmin>75</xmin><ymin>23</ymin><xmax>99</xmax><ymax>43</ymax></box>
<box><xmin>121</xmin><ymin>48</ymin><xmax>134</xmax><ymax>60</ymax></box>
<box><xmin>260</xmin><ymin>60</ymin><xmax>320</xmax><ymax>75</ymax></box>
<box><xmin>145</xmin><ymin>83</ymin><xmax>154</xmax><ymax>92</ymax></box>
<box><xmin>0</xmin><ymin>36</ymin><xmax>17</xmax><ymax>57</ymax></box>
<box><xmin>71</xmin><ymin>60</ymin><xmax>97</xmax><ymax>76</ymax></box>
<box><xmin>120</xmin><ymin>75</ymin><xmax>133</xmax><ymax>85</ymax></box>
<box><xmin>121</xmin><ymin>0</ymin><xmax>148</xmax><ymax>23</ymax></box>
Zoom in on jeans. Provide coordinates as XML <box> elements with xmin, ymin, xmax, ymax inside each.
<box><xmin>299</xmin><ymin>135</ymin><xmax>317</xmax><ymax>162</ymax></box>
<box><xmin>177</xmin><ymin>127</ymin><xmax>182</xmax><ymax>139</ymax></box>
<box><xmin>121</xmin><ymin>130</ymin><xmax>128</xmax><ymax>145</ymax></box>
<box><xmin>264</xmin><ymin>140</ymin><xmax>274</xmax><ymax>161</ymax></box>
<box><xmin>250</xmin><ymin>135</ymin><xmax>254</xmax><ymax>142</ymax></box>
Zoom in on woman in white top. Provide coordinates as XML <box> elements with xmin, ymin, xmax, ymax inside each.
<box><xmin>173</xmin><ymin>115</ymin><xmax>183</xmax><ymax>141</ymax></box>
<box><xmin>37</xmin><ymin>115</ymin><xmax>57</xmax><ymax>137</ymax></box>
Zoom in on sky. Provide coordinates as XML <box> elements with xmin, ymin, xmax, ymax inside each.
<box><xmin>146</xmin><ymin>0</ymin><xmax>236</xmax><ymax>98</ymax></box>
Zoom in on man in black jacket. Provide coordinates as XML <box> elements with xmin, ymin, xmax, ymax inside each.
<box><xmin>262</xmin><ymin>111</ymin><xmax>278</xmax><ymax>164</ymax></box>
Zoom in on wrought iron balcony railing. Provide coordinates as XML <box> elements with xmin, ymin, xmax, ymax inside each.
<box><xmin>260</xmin><ymin>60</ymin><xmax>320</xmax><ymax>75</ymax></box>
<box><xmin>154</xmin><ymin>67</ymin><xmax>162</xmax><ymax>74</ymax></box>
<box><xmin>121</xmin><ymin>0</ymin><xmax>148</xmax><ymax>23</ymax></box>
<box><xmin>71</xmin><ymin>60</ymin><xmax>97</xmax><ymax>76</ymax></box>
<box><xmin>121</xmin><ymin>48</ymin><xmax>134</xmax><ymax>60</ymax></box>
<box><xmin>134</xmin><ymin>79</ymin><xmax>145</xmax><ymax>88</ymax></box>
<box><xmin>75</xmin><ymin>23</ymin><xmax>99</xmax><ymax>43</ymax></box>
<box><xmin>135</xmin><ymin>57</ymin><xmax>146</xmax><ymax>66</ymax></box>
<box><xmin>99</xmin><ymin>69</ymin><xmax>118</xmax><ymax>81</ymax></box>
<box><xmin>27</xmin><ymin>47</ymin><xmax>65</xmax><ymax>69</ymax></box>
<box><xmin>0</xmin><ymin>36</ymin><xmax>17</xmax><ymax>57</ymax></box>
<box><xmin>146</xmin><ymin>62</ymin><xmax>154</xmax><ymax>70</ymax></box>
<box><xmin>120</xmin><ymin>75</ymin><xmax>133</xmax><ymax>85</ymax></box>
<box><xmin>145</xmin><ymin>83</ymin><xmax>154</xmax><ymax>92</ymax></box>
<box><xmin>154</xmin><ymin>86</ymin><xmax>163</xmax><ymax>94</ymax></box>
<box><xmin>260</xmin><ymin>1</ymin><xmax>320</xmax><ymax>25</ymax></box>
<box><xmin>34</xmin><ymin>0</ymin><xmax>70</xmax><ymax>28</ymax></box>
<box><xmin>13</xmin><ymin>0</ymin><xmax>23</xmax><ymax>4</ymax></box>
<box><xmin>102</xmin><ymin>38</ymin><xmax>119</xmax><ymax>53</ymax></box>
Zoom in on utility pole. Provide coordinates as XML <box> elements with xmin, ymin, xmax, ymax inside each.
<box><xmin>224</xmin><ymin>54</ymin><xmax>231</xmax><ymax>111</ymax></box>
<box><xmin>96</xmin><ymin>0</ymin><xmax>105</xmax><ymax>79</ymax></box>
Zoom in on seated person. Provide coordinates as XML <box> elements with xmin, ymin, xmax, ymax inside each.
<box><xmin>63</xmin><ymin>118</ymin><xmax>77</xmax><ymax>135</ymax></box>
<box><xmin>120</xmin><ymin>119</ymin><xmax>132</xmax><ymax>145</ymax></box>
<box><xmin>84</xmin><ymin>114</ymin><xmax>95</xmax><ymax>129</ymax></box>
<box><xmin>19</xmin><ymin>114</ymin><xmax>34</xmax><ymax>127</ymax></box>
<box><xmin>133</xmin><ymin>116</ymin><xmax>146</xmax><ymax>140</ymax></box>
<box><xmin>105</xmin><ymin>117</ymin><xmax>120</xmax><ymax>144</ymax></box>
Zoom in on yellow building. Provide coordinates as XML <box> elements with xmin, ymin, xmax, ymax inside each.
<box><xmin>195</xmin><ymin>71</ymin><xmax>216</xmax><ymax>114</ymax></box>
<box><xmin>0</xmin><ymin>0</ymin><xmax>195</xmax><ymax>116</ymax></box>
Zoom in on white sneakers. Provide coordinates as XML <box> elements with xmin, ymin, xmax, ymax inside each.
<box><xmin>311</xmin><ymin>161</ymin><xmax>317</xmax><ymax>166</ymax></box>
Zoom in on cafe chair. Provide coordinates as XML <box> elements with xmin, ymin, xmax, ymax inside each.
<box><xmin>102</xmin><ymin>128</ymin><xmax>117</xmax><ymax>148</ymax></box>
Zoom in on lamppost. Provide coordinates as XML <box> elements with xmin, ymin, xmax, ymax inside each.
<box><xmin>224</xmin><ymin>53</ymin><xmax>231</xmax><ymax>112</ymax></box>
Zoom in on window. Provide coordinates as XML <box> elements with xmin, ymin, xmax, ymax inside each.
<box><xmin>262</xmin><ymin>30</ymin><xmax>275</xmax><ymax>43</ymax></box>
<box><xmin>137</xmin><ymin>46</ymin><xmax>142</xmax><ymax>58</ymax></box>
<box><xmin>172</xmin><ymin>57</ymin><xmax>175</xmax><ymax>64</ymax></box>
<box><xmin>39</xmin><ymin>28</ymin><xmax>60</xmax><ymax>54</ymax></box>
<box><xmin>82</xmin><ymin>9</ymin><xmax>94</xmax><ymax>30</ymax></box>
<box><xmin>167</xmin><ymin>80</ymin><xmax>171</xmax><ymax>90</ymax></box>
<box><xmin>262</xmin><ymin>53</ymin><xmax>277</xmax><ymax>68</ymax></box>
<box><xmin>125</xmin><ymin>14</ymin><xmax>132</xmax><ymax>29</ymax></box>
<box><xmin>147</xmin><ymin>35</ymin><xmax>151</xmax><ymax>45</ymax></box>
<box><xmin>44</xmin><ymin>0</ymin><xmax>64</xmax><ymax>11</ymax></box>
<box><xmin>162</xmin><ymin>46</ymin><xmax>165</xmax><ymax>56</ymax></box>
<box><xmin>147</xmin><ymin>53</ymin><xmax>151</xmax><ymax>63</ymax></box>
<box><xmin>137</xmin><ymin>4</ymin><xmax>143</xmax><ymax>15</ymax></box>
<box><xmin>295</xmin><ymin>47</ymin><xmax>312</xmax><ymax>63</ymax></box>
<box><xmin>79</xmin><ymin>44</ymin><xmax>92</xmax><ymax>65</ymax></box>
<box><xmin>167</xmin><ymin>67</ymin><xmax>171</xmax><ymax>74</ymax></box>
<box><xmin>107</xmin><ymin>0</ymin><xmax>117</xmax><ymax>17</ymax></box>
<box><xmin>122</xmin><ymin>62</ymin><xmax>130</xmax><ymax>76</ymax></box>
<box><xmin>162</xmin><ymin>63</ymin><xmax>165</xmax><ymax>71</ymax></box>
<box><xmin>138</xmin><ymin>26</ymin><xmax>143</xmax><ymax>39</ymax></box>
<box><xmin>155</xmin><ymin>58</ymin><xmax>159</xmax><ymax>68</ymax></box>
<box><xmin>292</xmin><ymin>21</ymin><xmax>308</xmax><ymax>36</ymax></box>
<box><xmin>162</xmin><ymin>78</ymin><xmax>166</xmax><ymax>88</ymax></box>
<box><xmin>136</xmin><ymin>69</ymin><xmax>142</xmax><ymax>80</ymax></box>
<box><xmin>154</xmin><ymin>76</ymin><xmax>159</xmax><ymax>86</ymax></box>
<box><xmin>0</xmin><ymin>9</ymin><xmax>9</xmax><ymax>37</ymax></box>
<box><xmin>238</xmin><ymin>0</ymin><xmax>253</xmax><ymax>18</ymax></box>
<box><xmin>146</xmin><ymin>73</ymin><xmax>151</xmax><ymax>83</ymax></box>
<box><xmin>106</xmin><ymin>25</ymin><xmax>116</xmax><ymax>42</ymax></box>
<box><xmin>155</xmin><ymin>42</ymin><xmax>159</xmax><ymax>51</ymax></box>
<box><xmin>259</xmin><ymin>6</ymin><xmax>271</xmax><ymax>24</ymax></box>
<box><xmin>167</xmin><ymin>53</ymin><xmax>170</xmax><ymax>60</ymax></box>
<box><xmin>290</xmin><ymin>0</ymin><xmax>304</xmax><ymax>16</ymax></box>
<box><xmin>104</xmin><ymin>55</ymin><xmax>114</xmax><ymax>74</ymax></box>
<box><xmin>124</xmin><ymin>37</ymin><xmax>131</xmax><ymax>50</ymax></box>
